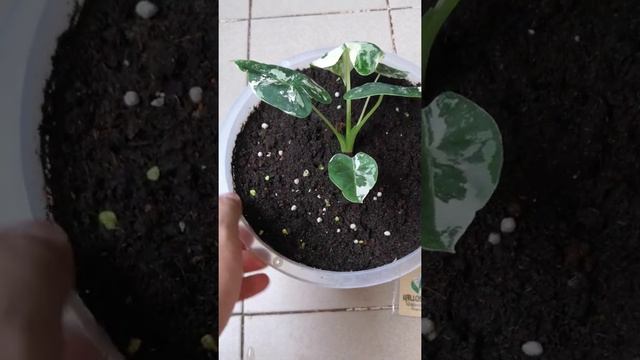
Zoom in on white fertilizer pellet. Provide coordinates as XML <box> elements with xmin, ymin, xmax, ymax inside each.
<box><xmin>500</xmin><ymin>217</ymin><xmax>517</xmax><ymax>233</ymax></box>
<box><xmin>124</xmin><ymin>91</ymin><xmax>140</xmax><ymax>107</ymax></box>
<box><xmin>488</xmin><ymin>232</ymin><xmax>501</xmax><ymax>245</ymax></box>
<box><xmin>135</xmin><ymin>1</ymin><xmax>158</xmax><ymax>19</ymax></box>
<box><xmin>521</xmin><ymin>341</ymin><xmax>543</xmax><ymax>357</ymax></box>
<box><xmin>261</xmin><ymin>123</ymin><xmax>269</xmax><ymax>129</ymax></box>
<box><xmin>189</xmin><ymin>86</ymin><xmax>203</xmax><ymax>103</ymax></box>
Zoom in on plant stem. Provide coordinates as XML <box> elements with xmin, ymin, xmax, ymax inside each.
<box><xmin>312</xmin><ymin>105</ymin><xmax>347</xmax><ymax>151</ymax></box>
<box><xmin>343</xmin><ymin>52</ymin><xmax>352</xmax><ymax>143</ymax></box>
<box><xmin>356</xmin><ymin>74</ymin><xmax>381</xmax><ymax>126</ymax></box>
<box><xmin>352</xmin><ymin>95</ymin><xmax>384</xmax><ymax>138</ymax></box>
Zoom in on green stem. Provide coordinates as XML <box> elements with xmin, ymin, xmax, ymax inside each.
<box><xmin>352</xmin><ymin>95</ymin><xmax>384</xmax><ymax>139</ymax></box>
<box><xmin>343</xmin><ymin>53</ymin><xmax>352</xmax><ymax>142</ymax></box>
<box><xmin>422</xmin><ymin>0</ymin><xmax>460</xmax><ymax>79</ymax></box>
<box><xmin>312</xmin><ymin>105</ymin><xmax>347</xmax><ymax>151</ymax></box>
<box><xmin>356</xmin><ymin>74</ymin><xmax>381</xmax><ymax>126</ymax></box>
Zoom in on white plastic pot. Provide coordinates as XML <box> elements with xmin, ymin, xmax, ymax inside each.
<box><xmin>0</xmin><ymin>1</ymin><xmax>123</xmax><ymax>358</ymax></box>
<box><xmin>219</xmin><ymin>48</ymin><xmax>421</xmax><ymax>289</ymax></box>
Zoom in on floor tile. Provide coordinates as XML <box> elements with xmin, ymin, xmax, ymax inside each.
<box><xmin>220</xmin><ymin>0</ymin><xmax>249</xmax><ymax>20</ymax></box>
<box><xmin>244</xmin><ymin>310</ymin><xmax>421</xmax><ymax>360</ymax></box>
<box><xmin>251</xmin><ymin>0</ymin><xmax>387</xmax><ymax>18</ymax></box>
<box><xmin>250</xmin><ymin>11</ymin><xmax>393</xmax><ymax>65</ymax></box>
<box><xmin>389</xmin><ymin>0</ymin><xmax>420</xmax><ymax>9</ymax></box>
<box><xmin>244</xmin><ymin>266</ymin><xmax>396</xmax><ymax>313</ymax></box>
<box><xmin>390</xmin><ymin>8</ymin><xmax>421</xmax><ymax>66</ymax></box>
<box><xmin>232</xmin><ymin>299</ymin><xmax>243</xmax><ymax>315</ymax></box>
<box><xmin>219</xmin><ymin>20</ymin><xmax>248</xmax><ymax>124</ymax></box>
<box><xmin>219</xmin><ymin>315</ymin><xmax>242</xmax><ymax>360</ymax></box>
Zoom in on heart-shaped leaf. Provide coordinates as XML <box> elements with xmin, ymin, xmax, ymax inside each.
<box><xmin>422</xmin><ymin>92</ymin><xmax>503</xmax><ymax>252</ymax></box>
<box><xmin>312</xmin><ymin>42</ymin><xmax>385</xmax><ymax>78</ymax></box>
<box><xmin>344</xmin><ymin>83</ymin><xmax>421</xmax><ymax>100</ymax></box>
<box><xmin>235</xmin><ymin>60</ymin><xmax>331</xmax><ymax>118</ymax></box>
<box><xmin>328</xmin><ymin>152</ymin><xmax>378</xmax><ymax>203</ymax></box>
<box><xmin>375</xmin><ymin>63</ymin><xmax>409</xmax><ymax>79</ymax></box>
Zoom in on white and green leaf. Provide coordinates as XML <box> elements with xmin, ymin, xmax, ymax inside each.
<box><xmin>422</xmin><ymin>92</ymin><xmax>503</xmax><ymax>252</ymax></box>
<box><xmin>312</xmin><ymin>42</ymin><xmax>385</xmax><ymax>78</ymax></box>
<box><xmin>328</xmin><ymin>152</ymin><xmax>378</xmax><ymax>203</ymax></box>
<box><xmin>344</xmin><ymin>83</ymin><xmax>421</xmax><ymax>100</ymax></box>
<box><xmin>375</xmin><ymin>63</ymin><xmax>409</xmax><ymax>79</ymax></box>
<box><xmin>235</xmin><ymin>60</ymin><xmax>331</xmax><ymax>118</ymax></box>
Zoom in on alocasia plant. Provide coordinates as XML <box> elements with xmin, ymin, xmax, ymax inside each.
<box><xmin>235</xmin><ymin>41</ymin><xmax>420</xmax><ymax>203</ymax></box>
<box><xmin>422</xmin><ymin>0</ymin><xmax>504</xmax><ymax>252</ymax></box>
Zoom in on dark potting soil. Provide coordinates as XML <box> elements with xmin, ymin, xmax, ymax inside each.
<box><xmin>233</xmin><ymin>68</ymin><xmax>421</xmax><ymax>271</ymax></box>
<box><xmin>423</xmin><ymin>0</ymin><xmax>640</xmax><ymax>359</ymax></box>
<box><xmin>39</xmin><ymin>1</ymin><xmax>217</xmax><ymax>359</ymax></box>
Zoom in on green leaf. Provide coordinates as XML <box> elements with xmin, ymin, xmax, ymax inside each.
<box><xmin>344</xmin><ymin>83</ymin><xmax>421</xmax><ymax>100</ymax></box>
<box><xmin>312</xmin><ymin>42</ymin><xmax>385</xmax><ymax>77</ymax></box>
<box><xmin>235</xmin><ymin>60</ymin><xmax>331</xmax><ymax>118</ymax></box>
<box><xmin>375</xmin><ymin>63</ymin><xmax>409</xmax><ymax>79</ymax></box>
<box><xmin>99</xmin><ymin>211</ymin><xmax>118</xmax><ymax>230</ymax></box>
<box><xmin>422</xmin><ymin>92</ymin><xmax>503</xmax><ymax>252</ymax></box>
<box><xmin>411</xmin><ymin>277</ymin><xmax>422</xmax><ymax>294</ymax></box>
<box><xmin>146</xmin><ymin>166</ymin><xmax>160</xmax><ymax>181</ymax></box>
<box><xmin>423</xmin><ymin>0</ymin><xmax>460</xmax><ymax>77</ymax></box>
<box><xmin>328</xmin><ymin>152</ymin><xmax>378</xmax><ymax>203</ymax></box>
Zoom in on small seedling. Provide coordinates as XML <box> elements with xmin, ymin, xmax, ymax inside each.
<box><xmin>99</xmin><ymin>210</ymin><xmax>118</xmax><ymax>230</ymax></box>
<box><xmin>127</xmin><ymin>338</ymin><xmax>142</xmax><ymax>355</ymax></box>
<box><xmin>200</xmin><ymin>334</ymin><xmax>217</xmax><ymax>352</ymax></box>
<box><xmin>146</xmin><ymin>166</ymin><xmax>160</xmax><ymax>181</ymax></box>
<box><xmin>235</xmin><ymin>42</ymin><xmax>420</xmax><ymax>203</ymax></box>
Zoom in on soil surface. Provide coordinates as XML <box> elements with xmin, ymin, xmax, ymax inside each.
<box><xmin>40</xmin><ymin>1</ymin><xmax>217</xmax><ymax>359</ymax></box>
<box><xmin>423</xmin><ymin>0</ymin><xmax>640</xmax><ymax>359</ymax></box>
<box><xmin>233</xmin><ymin>68</ymin><xmax>421</xmax><ymax>271</ymax></box>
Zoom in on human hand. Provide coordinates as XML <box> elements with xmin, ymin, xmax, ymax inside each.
<box><xmin>0</xmin><ymin>220</ymin><xmax>101</xmax><ymax>360</ymax></box>
<box><xmin>218</xmin><ymin>193</ymin><xmax>269</xmax><ymax>335</ymax></box>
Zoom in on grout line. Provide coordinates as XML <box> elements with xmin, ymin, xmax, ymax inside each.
<box><xmin>246</xmin><ymin>0</ymin><xmax>253</xmax><ymax>60</ymax></box>
<box><xmin>219</xmin><ymin>6</ymin><xmax>413</xmax><ymax>23</ymax></box>
<box><xmin>240</xmin><ymin>313</ymin><xmax>245</xmax><ymax>360</ymax></box>
<box><xmin>243</xmin><ymin>305</ymin><xmax>394</xmax><ymax>317</ymax></box>
<box><xmin>386</xmin><ymin>0</ymin><xmax>398</xmax><ymax>53</ymax></box>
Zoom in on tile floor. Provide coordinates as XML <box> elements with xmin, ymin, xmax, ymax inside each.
<box><xmin>219</xmin><ymin>1</ymin><xmax>421</xmax><ymax>359</ymax></box>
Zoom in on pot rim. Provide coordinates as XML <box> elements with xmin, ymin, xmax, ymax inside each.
<box><xmin>219</xmin><ymin>47</ymin><xmax>421</xmax><ymax>288</ymax></box>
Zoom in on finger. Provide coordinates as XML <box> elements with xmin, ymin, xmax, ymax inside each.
<box><xmin>218</xmin><ymin>193</ymin><xmax>244</xmax><ymax>335</ymax></box>
<box><xmin>0</xmin><ymin>220</ymin><xmax>74</xmax><ymax>360</ymax></box>
<box><xmin>242</xmin><ymin>250</ymin><xmax>267</xmax><ymax>273</ymax></box>
<box><xmin>63</xmin><ymin>328</ymin><xmax>102</xmax><ymax>360</ymax></box>
<box><xmin>238</xmin><ymin>274</ymin><xmax>269</xmax><ymax>300</ymax></box>
<box><xmin>238</xmin><ymin>226</ymin><xmax>255</xmax><ymax>250</ymax></box>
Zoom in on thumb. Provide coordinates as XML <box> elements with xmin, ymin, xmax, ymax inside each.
<box><xmin>0</xmin><ymin>220</ymin><xmax>74</xmax><ymax>360</ymax></box>
<box><xmin>218</xmin><ymin>193</ymin><xmax>242</xmax><ymax>253</ymax></box>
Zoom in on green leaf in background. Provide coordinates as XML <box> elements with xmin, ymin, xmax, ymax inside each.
<box><xmin>344</xmin><ymin>83</ymin><xmax>421</xmax><ymax>100</ymax></box>
<box><xmin>423</xmin><ymin>0</ymin><xmax>461</xmax><ymax>77</ymax></box>
<box><xmin>235</xmin><ymin>60</ymin><xmax>331</xmax><ymax>118</ymax></box>
<box><xmin>422</xmin><ymin>92</ymin><xmax>503</xmax><ymax>252</ymax></box>
<box><xmin>328</xmin><ymin>152</ymin><xmax>378</xmax><ymax>203</ymax></box>
<box><xmin>375</xmin><ymin>63</ymin><xmax>409</xmax><ymax>79</ymax></box>
<box><xmin>312</xmin><ymin>42</ymin><xmax>385</xmax><ymax>78</ymax></box>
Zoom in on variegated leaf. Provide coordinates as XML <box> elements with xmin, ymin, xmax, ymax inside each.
<box><xmin>328</xmin><ymin>152</ymin><xmax>378</xmax><ymax>203</ymax></box>
<box><xmin>235</xmin><ymin>60</ymin><xmax>331</xmax><ymax>118</ymax></box>
<box><xmin>376</xmin><ymin>63</ymin><xmax>409</xmax><ymax>79</ymax></box>
<box><xmin>344</xmin><ymin>83</ymin><xmax>421</xmax><ymax>100</ymax></box>
<box><xmin>311</xmin><ymin>42</ymin><xmax>385</xmax><ymax>78</ymax></box>
<box><xmin>422</xmin><ymin>92</ymin><xmax>503</xmax><ymax>252</ymax></box>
